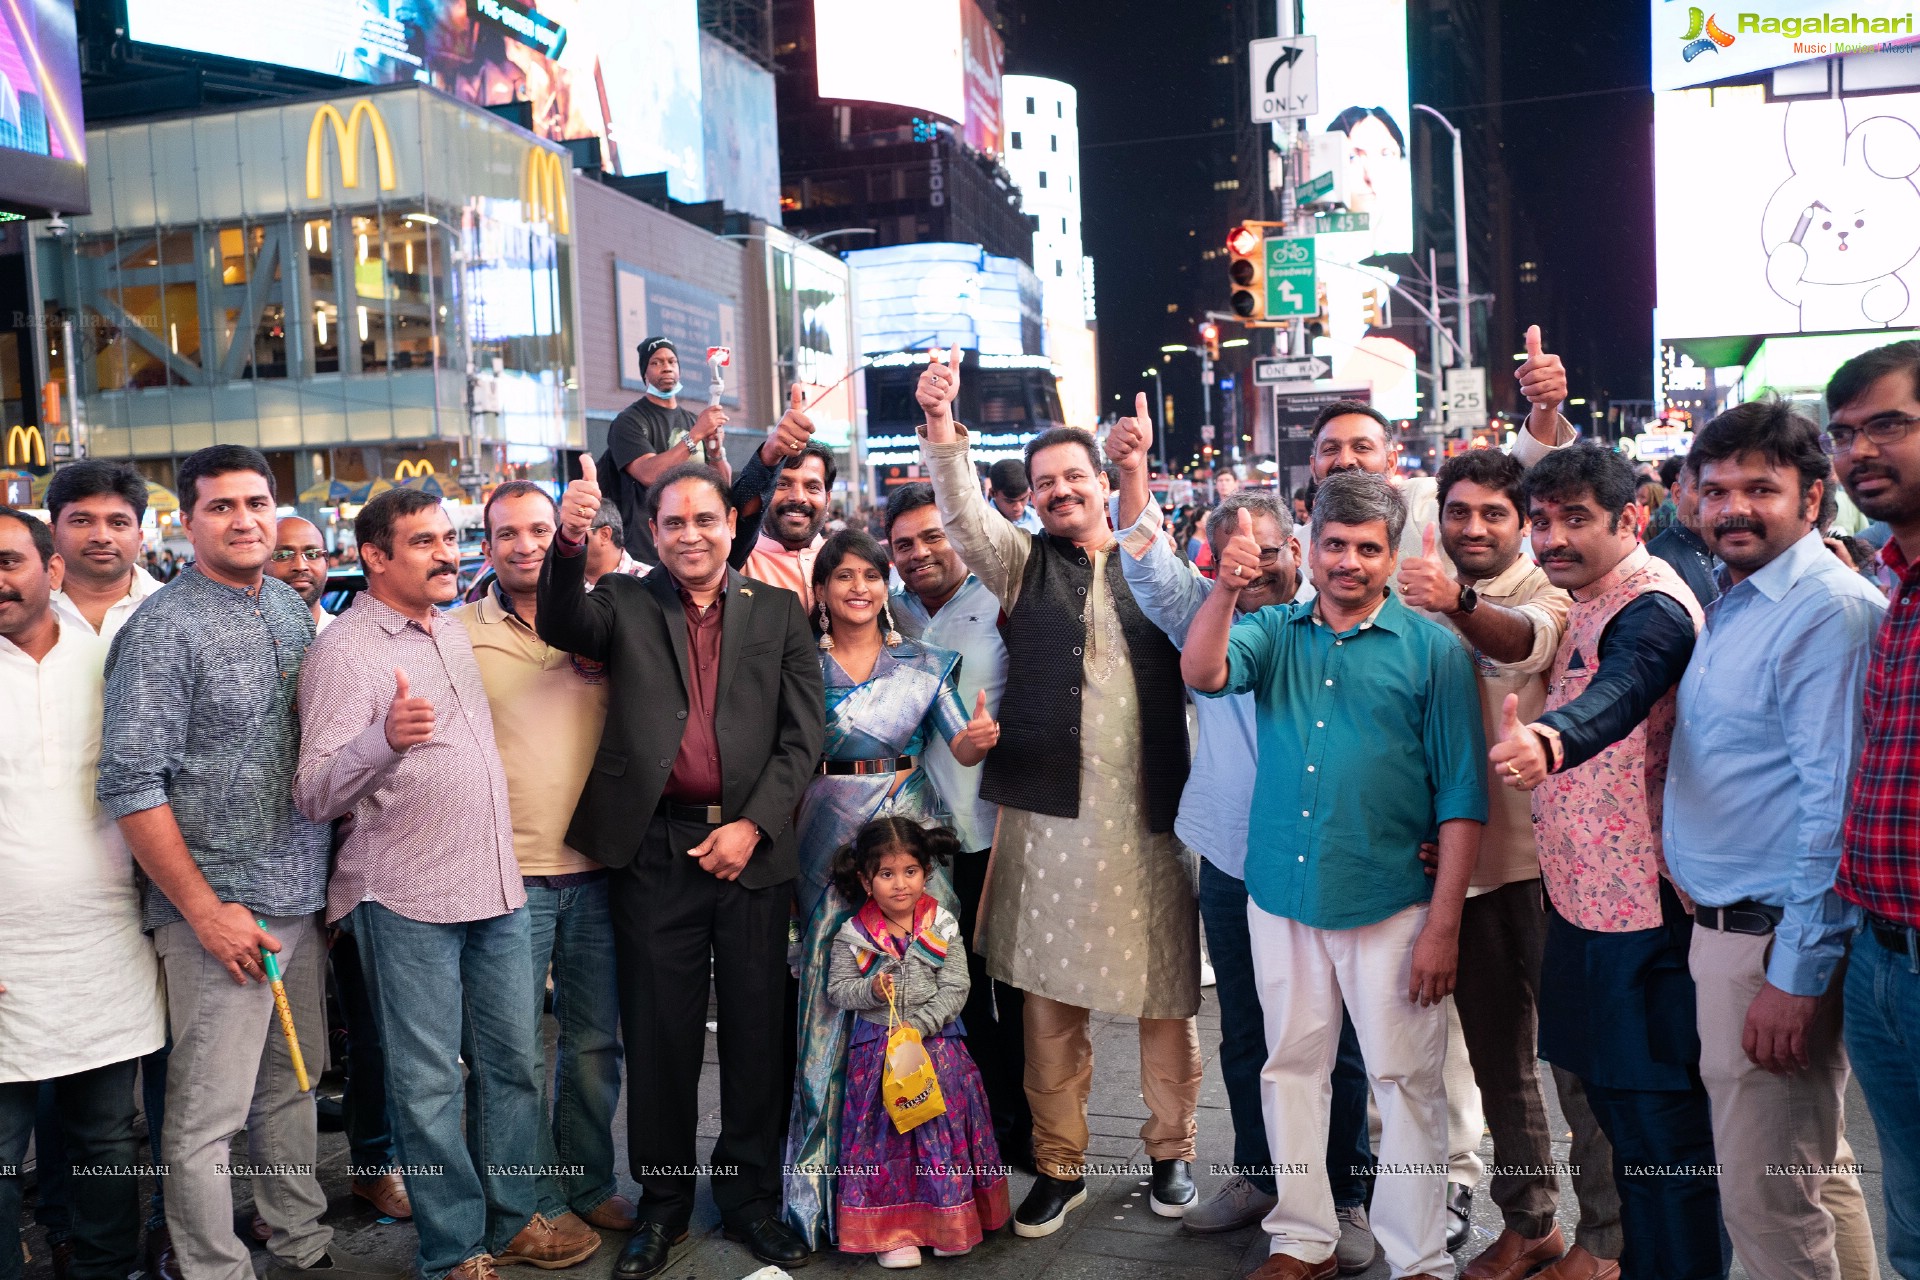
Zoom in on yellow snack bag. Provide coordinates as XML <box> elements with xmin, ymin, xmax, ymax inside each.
<box><xmin>883</xmin><ymin>984</ymin><xmax>946</xmax><ymax>1134</ymax></box>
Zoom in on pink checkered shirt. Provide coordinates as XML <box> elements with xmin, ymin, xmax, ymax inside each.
<box><xmin>294</xmin><ymin>593</ymin><xmax>523</xmax><ymax>925</ymax></box>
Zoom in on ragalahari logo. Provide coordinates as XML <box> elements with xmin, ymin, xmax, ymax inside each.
<box><xmin>1680</xmin><ymin>7</ymin><xmax>1738</xmax><ymax>62</ymax></box>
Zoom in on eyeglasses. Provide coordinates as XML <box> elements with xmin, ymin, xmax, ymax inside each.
<box><xmin>271</xmin><ymin>548</ymin><xmax>328</xmax><ymax>563</ymax></box>
<box><xmin>1825</xmin><ymin>413</ymin><xmax>1920</xmax><ymax>453</ymax></box>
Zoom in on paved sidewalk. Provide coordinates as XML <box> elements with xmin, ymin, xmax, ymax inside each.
<box><xmin>15</xmin><ymin>984</ymin><xmax>1893</xmax><ymax>1279</ymax></box>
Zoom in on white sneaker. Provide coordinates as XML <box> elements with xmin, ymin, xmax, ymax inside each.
<box><xmin>877</xmin><ymin>1245</ymin><xmax>923</xmax><ymax>1268</ymax></box>
<box><xmin>1334</xmin><ymin>1204</ymin><xmax>1377</xmax><ymax>1275</ymax></box>
<box><xmin>931</xmin><ymin>1245</ymin><xmax>970</xmax><ymax>1257</ymax></box>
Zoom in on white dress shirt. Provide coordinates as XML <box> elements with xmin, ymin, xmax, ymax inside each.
<box><xmin>0</xmin><ymin>619</ymin><xmax>166</xmax><ymax>1081</ymax></box>
<box><xmin>51</xmin><ymin>564</ymin><xmax>165</xmax><ymax>642</ymax></box>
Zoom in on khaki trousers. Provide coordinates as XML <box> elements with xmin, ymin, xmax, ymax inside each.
<box><xmin>1023</xmin><ymin>993</ymin><xmax>1201</xmax><ymax>1180</ymax></box>
<box><xmin>1691</xmin><ymin>926</ymin><xmax>1880</xmax><ymax>1280</ymax></box>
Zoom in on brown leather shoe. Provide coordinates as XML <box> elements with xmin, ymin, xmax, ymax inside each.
<box><xmin>581</xmin><ymin>1195</ymin><xmax>638</xmax><ymax>1232</ymax></box>
<box><xmin>1464</xmin><ymin>1225</ymin><xmax>1566</xmax><ymax>1280</ymax></box>
<box><xmin>1532</xmin><ymin>1245</ymin><xmax>1622</xmax><ymax>1280</ymax></box>
<box><xmin>447</xmin><ymin>1256</ymin><xmax>500</xmax><ymax>1280</ymax></box>
<box><xmin>1247</xmin><ymin>1254</ymin><xmax>1338</xmax><ymax>1280</ymax></box>
<box><xmin>351</xmin><ymin>1172</ymin><xmax>414</xmax><ymax>1221</ymax></box>
<box><xmin>251</xmin><ymin>1215</ymin><xmax>272</xmax><ymax>1244</ymax></box>
<box><xmin>496</xmin><ymin>1212</ymin><xmax>602</xmax><ymax>1269</ymax></box>
<box><xmin>145</xmin><ymin>1227</ymin><xmax>182</xmax><ymax>1280</ymax></box>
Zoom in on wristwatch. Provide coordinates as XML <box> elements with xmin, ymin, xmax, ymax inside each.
<box><xmin>1452</xmin><ymin>584</ymin><xmax>1480</xmax><ymax>616</ymax></box>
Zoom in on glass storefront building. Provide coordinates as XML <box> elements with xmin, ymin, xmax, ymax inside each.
<box><xmin>31</xmin><ymin>83</ymin><xmax>582</xmax><ymax>501</ymax></box>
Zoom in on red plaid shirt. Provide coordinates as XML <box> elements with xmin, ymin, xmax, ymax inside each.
<box><xmin>1839</xmin><ymin>540</ymin><xmax>1920</xmax><ymax>927</ymax></box>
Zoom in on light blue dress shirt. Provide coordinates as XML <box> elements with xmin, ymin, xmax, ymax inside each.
<box><xmin>1664</xmin><ymin>529</ymin><xmax>1885</xmax><ymax>997</ymax></box>
<box><xmin>1115</xmin><ymin>505</ymin><xmax>1312</xmax><ymax>880</ymax></box>
<box><xmin>890</xmin><ymin>574</ymin><xmax>1005</xmax><ymax>853</ymax></box>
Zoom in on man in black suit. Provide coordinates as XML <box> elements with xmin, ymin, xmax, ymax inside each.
<box><xmin>537</xmin><ymin>456</ymin><xmax>824</xmax><ymax>1278</ymax></box>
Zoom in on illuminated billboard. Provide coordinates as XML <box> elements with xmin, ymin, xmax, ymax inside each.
<box><xmin>0</xmin><ymin>0</ymin><xmax>86</xmax><ymax>215</ymax></box>
<box><xmin>122</xmin><ymin>0</ymin><xmax>707</xmax><ymax>201</ymax></box>
<box><xmin>814</xmin><ymin>0</ymin><xmax>965</xmax><ymax>123</ymax></box>
<box><xmin>1299</xmin><ymin>0</ymin><xmax>1411</xmax><ymax>259</ymax></box>
<box><xmin>961</xmin><ymin>0</ymin><xmax>1005</xmax><ymax>155</ymax></box>
<box><xmin>1655</xmin><ymin>86</ymin><xmax>1920</xmax><ymax>338</ymax></box>
<box><xmin>701</xmin><ymin>34</ymin><xmax>781</xmax><ymax>222</ymax></box>
<box><xmin>847</xmin><ymin>242</ymin><xmax>1042</xmax><ymax>356</ymax></box>
<box><xmin>1651</xmin><ymin>1</ymin><xmax>1920</xmax><ymax>91</ymax></box>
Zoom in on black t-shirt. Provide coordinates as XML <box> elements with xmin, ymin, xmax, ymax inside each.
<box><xmin>606</xmin><ymin>395</ymin><xmax>696</xmax><ymax>563</ymax></box>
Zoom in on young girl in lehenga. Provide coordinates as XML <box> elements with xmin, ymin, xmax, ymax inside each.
<box><xmin>824</xmin><ymin>819</ymin><xmax>1010</xmax><ymax>1268</ymax></box>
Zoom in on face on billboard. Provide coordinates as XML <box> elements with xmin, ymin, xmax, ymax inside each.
<box><xmin>1300</xmin><ymin>0</ymin><xmax>1411</xmax><ymax>259</ymax></box>
<box><xmin>1656</xmin><ymin>87</ymin><xmax>1920</xmax><ymax>340</ymax></box>
<box><xmin>1652</xmin><ymin>2</ymin><xmax>1920</xmax><ymax>91</ymax></box>
<box><xmin>814</xmin><ymin>0</ymin><xmax>966</xmax><ymax>123</ymax></box>
<box><xmin>122</xmin><ymin>0</ymin><xmax>706</xmax><ymax>200</ymax></box>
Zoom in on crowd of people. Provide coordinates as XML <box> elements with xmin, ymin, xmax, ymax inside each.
<box><xmin>3</xmin><ymin>327</ymin><xmax>1919</xmax><ymax>1280</ymax></box>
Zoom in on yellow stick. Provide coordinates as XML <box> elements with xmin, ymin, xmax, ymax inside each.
<box><xmin>257</xmin><ymin>920</ymin><xmax>311</xmax><ymax>1092</ymax></box>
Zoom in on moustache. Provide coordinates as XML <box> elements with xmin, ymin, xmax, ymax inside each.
<box><xmin>429</xmin><ymin>565</ymin><xmax>458</xmax><ymax>578</ymax></box>
<box><xmin>1542</xmin><ymin>550</ymin><xmax>1583</xmax><ymax>565</ymax></box>
<box><xmin>1850</xmin><ymin>461</ymin><xmax>1900</xmax><ymax>485</ymax></box>
<box><xmin>1713</xmin><ymin>517</ymin><xmax>1766</xmax><ymax>539</ymax></box>
<box><xmin>1048</xmin><ymin>495</ymin><xmax>1082</xmax><ymax>511</ymax></box>
<box><xmin>0</xmin><ymin>590</ymin><xmax>21</xmax><ymax>605</ymax></box>
<box><xmin>774</xmin><ymin>501</ymin><xmax>816</xmax><ymax>519</ymax></box>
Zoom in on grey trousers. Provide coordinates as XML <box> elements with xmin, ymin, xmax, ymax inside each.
<box><xmin>1455</xmin><ymin>880</ymin><xmax>1624</xmax><ymax>1256</ymax></box>
<box><xmin>153</xmin><ymin>913</ymin><xmax>331</xmax><ymax>1280</ymax></box>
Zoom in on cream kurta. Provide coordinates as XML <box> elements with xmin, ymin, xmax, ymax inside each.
<box><xmin>0</xmin><ymin>621</ymin><xmax>166</xmax><ymax>1082</ymax></box>
<box><xmin>924</xmin><ymin>432</ymin><xmax>1199</xmax><ymax>1020</ymax></box>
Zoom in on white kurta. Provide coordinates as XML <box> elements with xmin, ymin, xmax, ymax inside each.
<box><xmin>0</xmin><ymin>621</ymin><xmax>166</xmax><ymax>1082</ymax></box>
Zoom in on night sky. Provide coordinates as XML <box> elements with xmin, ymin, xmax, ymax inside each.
<box><xmin>1008</xmin><ymin>0</ymin><xmax>1656</xmax><ymax>441</ymax></box>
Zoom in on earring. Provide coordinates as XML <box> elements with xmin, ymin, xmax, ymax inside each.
<box><xmin>883</xmin><ymin>604</ymin><xmax>903</xmax><ymax>648</ymax></box>
<box><xmin>817</xmin><ymin>600</ymin><xmax>835</xmax><ymax>651</ymax></box>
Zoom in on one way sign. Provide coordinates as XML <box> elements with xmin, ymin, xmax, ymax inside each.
<box><xmin>1249</xmin><ymin>36</ymin><xmax>1317</xmax><ymax>123</ymax></box>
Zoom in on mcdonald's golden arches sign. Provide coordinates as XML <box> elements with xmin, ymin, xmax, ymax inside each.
<box><xmin>523</xmin><ymin>146</ymin><xmax>571</xmax><ymax>234</ymax></box>
<box><xmin>394</xmin><ymin>458</ymin><xmax>435</xmax><ymax>481</ymax></box>
<box><xmin>306</xmin><ymin>100</ymin><xmax>398</xmax><ymax>200</ymax></box>
<box><xmin>5</xmin><ymin>425</ymin><xmax>46</xmax><ymax>469</ymax></box>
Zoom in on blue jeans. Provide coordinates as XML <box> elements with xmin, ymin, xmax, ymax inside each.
<box><xmin>32</xmin><ymin>1042</ymin><xmax>169</xmax><ymax>1240</ymax></box>
<box><xmin>1846</xmin><ymin>923</ymin><xmax>1920</xmax><ymax>1279</ymax></box>
<box><xmin>523</xmin><ymin>877</ymin><xmax>623</xmax><ymax>1219</ymax></box>
<box><xmin>327</xmin><ymin>928</ymin><xmax>395</xmax><ymax>1174</ymax></box>
<box><xmin>351</xmin><ymin>903</ymin><xmax>543</xmax><ymax>1280</ymax></box>
<box><xmin>1199</xmin><ymin>860</ymin><xmax>1373</xmax><ymax>1204</ymax></box>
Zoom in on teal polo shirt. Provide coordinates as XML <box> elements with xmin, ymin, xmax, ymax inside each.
<box><xmin>1202</xmin><ymin>589</ymin><xmax>1489</xmax><ymax>930</ymax></box>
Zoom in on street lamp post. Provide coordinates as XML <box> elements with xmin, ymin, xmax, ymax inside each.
<box><xmin>1412</xmin><ymin>104</ymin><xmax>1471</xmax><ymax>372</ymax></box>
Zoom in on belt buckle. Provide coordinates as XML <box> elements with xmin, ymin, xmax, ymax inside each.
<box><xmin>703</xmin><ymin>804</ymin><xmax>724</xmax><ymax>824</ymax></box>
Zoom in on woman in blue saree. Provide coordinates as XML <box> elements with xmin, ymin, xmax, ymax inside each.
<box><xmin>782</xmin><ymin>529</ymin><xmax>1000</xmax><ymax>1249</ymax></box>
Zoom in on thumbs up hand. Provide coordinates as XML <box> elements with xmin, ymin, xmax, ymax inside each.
<box><xmin>1487</xmin><ymin>691</ymin><xmax>1547</xmax><ymax>791</ymax></box>
<box><xmin>1107</xmin><ymin>391</ymin><xmax>1154</xmax><ymax>475</ymax></box>
<box><xmin>560</xmin><ymin>453</ymin><xmax>602</xmax><ymax>542</ymax></box>
<box><xmin>1215</xmin><ymin>507</ymin><xmax>1263</xmax><ymax>594</ymax></box>
<box><xmin>916</xmin><ymin>343</ymin><xmax>963</xmax><ymax>423</ymax></box>
<box><xmin>1514</xmin><ymin>324</ymin><xmax>1567</xmax><ymax>429</ymax></box>
<box><xmin>1396</xmin><ymin>521</ymin><xmax>1462</xmax><ymax>614</ymax></box>
<box><xmin>762</xmin><ymin>384</ymin><xmax>816</xmax><ymax>464</ymax></box>
<box><xmin>949</xmin><ymin>688</ymin><xmax>1002</xmax><ymax>766</ymax></box>
<box><xmin>384</xmin><ymin>667</ymin><xmax>436</xmax><ymax>753</ymax></box>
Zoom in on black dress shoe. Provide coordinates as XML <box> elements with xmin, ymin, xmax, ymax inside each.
<box><xmin>1012</xmin><ymin>1173</ymin><xmax>1088</xmax><ymax>1238</ymax></box>
<box><xmin>1445</xmin><ymin>1182</ymin><xmax>1473</xmax><ymax>1253</ymax></box>
<box><xmin>1149</xmin><ymin>1158</ymin><xmax>1197</xmax><ymax>1217</ymax></box>
<box><xmin>612</xmin><ymin>1223</ymin><xmax>686</xmax><ymax>1280</ymax></box>
<box><xmin>722</xmin><ymin>1216</ymin><xmax>810</xmax><ymax>1268</ymax></box>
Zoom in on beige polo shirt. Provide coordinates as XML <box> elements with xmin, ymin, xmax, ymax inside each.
<box><xmin>449</xmin><ymin>594</ymin><xmax>608</xmax><ymax>877</ymax></box>
<box><xmin>1439</xmin><ymin>556</ymin><xmax>1572</xmax><ymax>889</ymax></box>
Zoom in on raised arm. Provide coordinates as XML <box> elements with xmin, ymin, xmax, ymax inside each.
<box><xmin>915</xmin><ymin>344</ymin><xmax>1032</xmax><ymax>607</ymax></box>
<box><xmin>1180</xmin><ymin>510</ymin><xmax>1263</xmax><ymax>693</ymax></box>
<box><xmin>729</xmin><ymin>385</ymin><xmax>820</xmax><ymax>569</ymax></box>
<box><xmin>537</xmin><ymin>454</ymin><xmax>619</xmax><ymax>661</ymax></box>
<box><xmin>1511</xmin><ymin>326</ymin><xmax>1577</xmax><ymax>461</ymax></box>
<box><xmin>1119</xmin><ymin>497</ymin><xmax>1210</xmax><ymax>647</ymax></box>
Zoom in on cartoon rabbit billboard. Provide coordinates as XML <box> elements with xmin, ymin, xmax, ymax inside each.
<box><xmin>1763</xmin><ymin>98</ymin><xmax>1920</xmax><ymax>332</ymax></box>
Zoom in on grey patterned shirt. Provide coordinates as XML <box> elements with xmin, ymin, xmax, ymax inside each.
<box><xmin>97</xmin><ymin>567</ymin><xmax>332</xmax><ymax>931</ymax></box>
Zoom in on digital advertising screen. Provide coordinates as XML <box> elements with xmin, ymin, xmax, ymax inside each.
<box><xmin>121</xmin><ymin>0</ymin><xmax>707</xmax><ymax>201</ymax></box>
<box><xmin>960</xmin><ymin>0</ymin><xmax>1004</xmax><ymax>155</ymax></box>
<box><xmin>0</xmin><ymin>0</ymin><xmax>87</xmax><ymax>215</ymax></box>
<box><xmin>1655</xmin><ymin>85</ymin><xmax>1920</xmax><ymax>339</ymax></box>
<box><xmin>700</xmin><ymin>33</ymin><xmax>781</xmax><ymax>225</ymax></box>
<box><xmin>1651</xmin><ymin>0</ymin><xmax>1920</xmax><ymax>91</ymax></box>
<box><xmin>813</xmin><ymin>0</ymin><xmax>966</xmax><ymax>124</ymax></box>
<box><xmin>1298</xmin><ymin>0</ymin><xmax>1411</xmax><ymax>260</ymax></box>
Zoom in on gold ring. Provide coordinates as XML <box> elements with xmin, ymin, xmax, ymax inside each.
<box><xmin>1233</xmin><ymin>565</ymin><xmax>1244</xmax><ymax>578</ymax></box>
<box><xmin>1508</xmin><ymin>763</ymin><xmax>1523</xmax><ymax>779</ymax></box>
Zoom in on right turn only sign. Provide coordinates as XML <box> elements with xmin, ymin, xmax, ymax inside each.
<box><xmin>1249</xmin><ymin>36</ymin><xmax>1318</xmax><ymax>123</ymax></box>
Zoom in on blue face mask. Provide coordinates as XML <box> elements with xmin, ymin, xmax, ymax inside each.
<box><xmin>648</xmin><ymin>380</ymin><xmax>684</xmax><ymax>399</ymax></box>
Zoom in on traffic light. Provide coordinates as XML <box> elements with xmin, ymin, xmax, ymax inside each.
<box><xmin>1198</xmin><ymin>321</ymin><xmax>1220</xmax><ymax>361</ymax></box>
<box><xmin>1360</xmin><ymin>286</ymin><xmax>1388</xmax><ymax>329</ymax></box>
<box><xmin>1227</xmin><ymin>224</ymin><xmax>1264</xmax><ymax>319</ymax></box>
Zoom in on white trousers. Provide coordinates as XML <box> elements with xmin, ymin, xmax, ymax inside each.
<box><xmin>1250</xmin><ymin>900</ymin><xmax>1452</xmax><ymax>1280</ymax></box>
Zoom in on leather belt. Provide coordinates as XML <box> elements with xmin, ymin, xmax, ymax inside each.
<box><xmin>1868</xmin><ymin>911</ymin><xmax>1920</xmax><ymax>961</ymax></box>
<box><xmin>818</xmin><ymin>755</ymin><xmax>916</xmax><ymax>776</ymax></box>
<box><xmin>1694</xmin><ymin>900</ymin><xmax>1784</xmax><ymax>935</ymax></box>
<box><xmin>659</xmin><ymin>802</ymin><xmax>725</xmax><ymax>825</ymax></box>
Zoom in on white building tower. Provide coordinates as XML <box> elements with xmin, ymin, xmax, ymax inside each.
<box><xmin>1000</xmin><ymin>74</ymin><xmax>1099</xmax><ymax>428</ymax></box>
